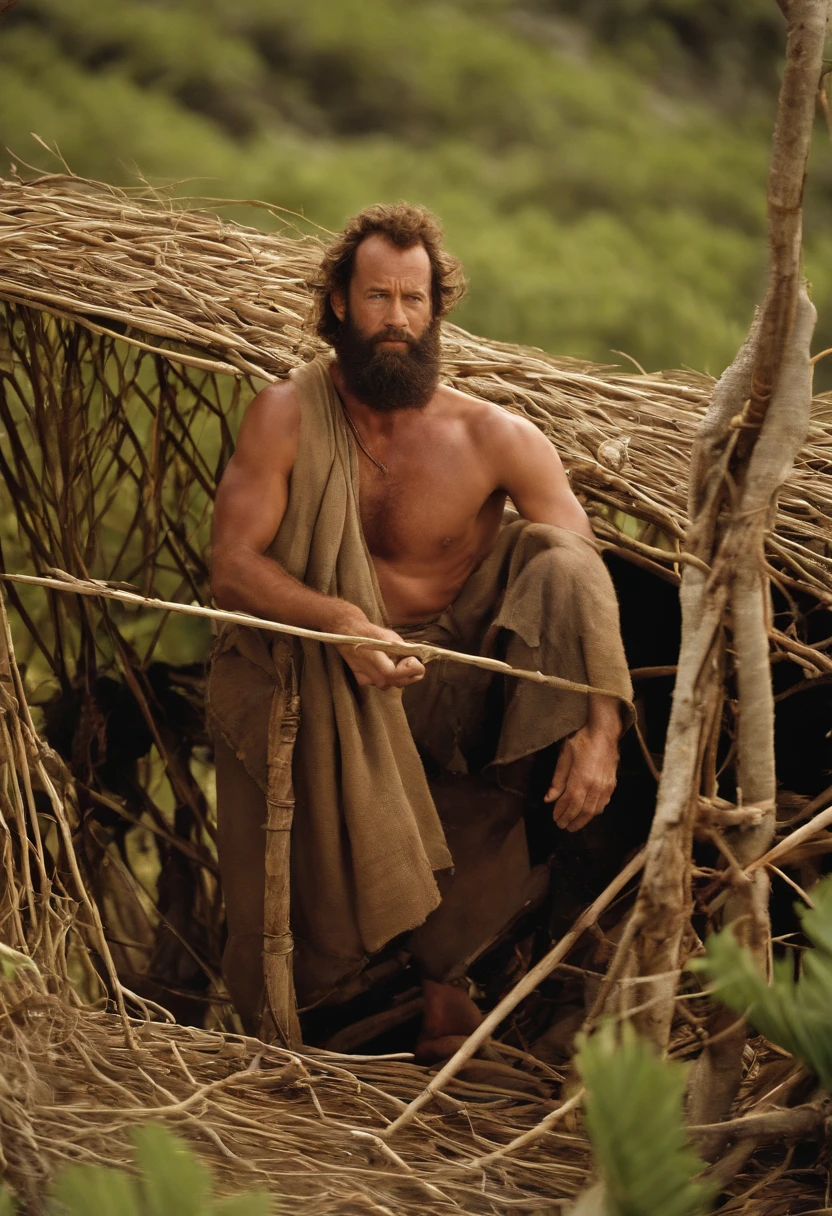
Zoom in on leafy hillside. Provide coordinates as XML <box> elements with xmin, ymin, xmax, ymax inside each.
<box><xmin>2</xmin><ymin>0</ymin><xmax>831</xmax><ymax>376</ymax></box>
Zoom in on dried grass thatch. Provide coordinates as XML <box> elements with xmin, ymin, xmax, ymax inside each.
<box><xmin>0</xmin><ymin>170</ymin><xmax>831</xmax><ymax>1212</ymax></box>
<box><xmin>1</xmin><ymin>174</ymin><xmax>832</xmax><ymax>603</ymax></box>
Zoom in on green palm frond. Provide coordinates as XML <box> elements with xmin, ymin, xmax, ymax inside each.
<box><xmin>576</xmin><ymin>1022</ymin><xmax>716</xmax><ymax>1216</ymax></box>
<box><xmin>46</xmin><ymin>1124</ymin><xmax>273</xmax><ymax>1216</ymax></box>
<box><xmin>48</xmin><ymin>1164</ymin><xmax>142</xmax><ymax>1216</ymax></box>
<box><xmin>692</xmin><ymin>874</ymin><xmax>832</xmax><ymax>1092</ymax></box>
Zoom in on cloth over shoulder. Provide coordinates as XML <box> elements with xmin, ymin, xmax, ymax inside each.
<box><xmin>207</xmin><ymin>356</ymin><xmax>452</xmax><ymax>1002</ymax></box>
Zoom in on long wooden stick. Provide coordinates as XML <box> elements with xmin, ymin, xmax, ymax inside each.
<box><xmin>258</xmin><ymin>641</ymin><xmax>302</xmax><ymax>1050</ymax></box>
<box><xmin>381</xmin><ymin>847</ymin><xmax>645</xmax><ymax>1139</ymax></box>
<box><xmin>0</xmin><ymin>569</ymin><xmax>631</xmax><ymax>706</ymax></box>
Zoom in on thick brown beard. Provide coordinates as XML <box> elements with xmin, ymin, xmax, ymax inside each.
<box><xmin>333</xmin><ymin>315</ymin><xmax>441</xmax><ymax>412</ymax></box>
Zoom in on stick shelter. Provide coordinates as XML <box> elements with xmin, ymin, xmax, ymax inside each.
<box><xmin>0</xmin><ymin>172</ymin><xmax>831</xmax><ymax>1210</ymax></box>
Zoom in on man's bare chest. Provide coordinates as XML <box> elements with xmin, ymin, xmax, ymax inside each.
<box><xmin>356</xmin><ymin>447</ymin><xmax>501</xmax><ymax>561</ymax></box>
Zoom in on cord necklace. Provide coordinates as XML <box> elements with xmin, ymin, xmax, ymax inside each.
<box><xmin>341</xmin><ymin>405</ymin><xmax>389</xmax><ymax>475</ymax></box>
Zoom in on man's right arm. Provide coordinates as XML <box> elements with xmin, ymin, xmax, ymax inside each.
<box><xmin>210</xmin><ymin>382</ymin><xmax>424</xmax><ymax>690</ymax></box>
<box><xmin>212</xmin><ymin>381</ymin><xmax>350</xmax><ymax>631</ymax></box>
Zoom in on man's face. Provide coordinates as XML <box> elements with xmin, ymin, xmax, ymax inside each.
<box><xmin>331</xmin><ymin>234</ymin><xmax>440</xmax><ymax>411</ymax></box>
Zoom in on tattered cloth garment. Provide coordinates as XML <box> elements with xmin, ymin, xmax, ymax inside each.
<box><xmin>207</xmin><ymin>355</ymin><xmax>634</xmax><ymax>1008</ymax></box>
<box><xmin>401</xmin><ymin>518</ymin><xmax>634</xmax><ymax>772</ymax></box>
<box><xmin>208</xmin><ymin>356</ymin><xmax>451</xmax><ymax>1004</ymax></box>
<box><xmin>400</xmin><ymin>518</ymin><xmax>634</xmax><ymax>981</ymax></box>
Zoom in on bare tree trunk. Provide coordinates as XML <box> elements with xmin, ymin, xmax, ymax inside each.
<box><xmin>685</xmin><ymin>0</ymin><xmax>826</xmax><ymax>1118</ymax></box>
<box><xmin>614</xmin><ymin>0</ymin><xmax>826</xmax><ymax>1069</ymax></box>
<box><xmin>688</xmin><ymin>284</ymin><xmax>816</xmax><ymax>1123</ymax></box>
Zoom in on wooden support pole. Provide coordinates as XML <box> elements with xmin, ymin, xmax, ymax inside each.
<box><xmin>259</xmin><ymin>640</ymin><xmax>302</xmax><ymax>1050</ymax></box>
<box><xmin>617</xmin><ymin>0</ymin><xmax>826</xmax><ymax>1060</ymax></box>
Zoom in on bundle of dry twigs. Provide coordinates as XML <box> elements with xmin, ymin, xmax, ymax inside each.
<box><xmin>1</xmin><ymin>171</ymin><xmax>831</xmax><ymax>603</ymax></box>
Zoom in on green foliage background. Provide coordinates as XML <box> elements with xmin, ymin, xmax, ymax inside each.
<box><xmin>2</xmin><ymin>0</ymin><xmax>831</xmax><ymax>380</ymax></box>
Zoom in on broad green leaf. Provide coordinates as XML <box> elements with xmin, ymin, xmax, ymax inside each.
<box><xmin>44</xmin><ymin>1127</ymin><xmax>276</xmax><ymax>1216</ymax></box>
<box><xmin>48</xmin><ymin>1164</ymin><xmax>142</xmax><ymax>1216</ymax></box>
<box><xmin>576</xmin><ymin>1022</ymin><xmax>716</xmax><ymax>1216</ymax></box>
<box><xmin>132</xmin><ymin>1124</ymin><xmax>212</xmax><ymax>1216</ymax></box>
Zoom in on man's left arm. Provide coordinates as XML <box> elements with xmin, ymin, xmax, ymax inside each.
<box><xmin>493</xmin><ymin>412</ymin><xmax>624</xmax><ymax>833</ymax></box>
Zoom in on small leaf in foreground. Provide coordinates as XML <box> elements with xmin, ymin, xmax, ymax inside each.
<box><xmin>576</xmin><ymin>1022</ymin><xmax>715</xmax><ymax>1216</ymax></box>
<box><xmin>48</xmin><ymin>1163</ymin><xmax>142</xmax><ymax>1216</ymax></box>
<box><xmin>133</xmin><ymin>1124</ymin><xmax>212</xmax><ymax>1216</ymax></box>
<box><xmin>692</xmin><ymin>873</ymin><xmax>832</xmax><ymax>1092</ymax></box>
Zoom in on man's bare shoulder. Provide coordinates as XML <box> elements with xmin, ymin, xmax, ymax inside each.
<box><xmin>436</xmin><ymin>384</ymin><xmax>553</xmax><ymax>454</ymax></box>
<box><xmin>233</xmin><ymin>379</ymin><xmax>301</xmax><ymax>473</ymax></box>
<box><xmin>243</xmin><ymin>379</ymin><xmax>301</xmax><ymax>432</ymax></box>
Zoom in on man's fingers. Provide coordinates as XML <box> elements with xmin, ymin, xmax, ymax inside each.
<box><xmin>597</xmin><ymin>785</ymin><xmax>614</xmax><ymax>814</ymax></box>
<box><xmin>546</xmin><ymin>724</ymin><xmax>620</xmax><ymax>830</ymax></box>
<box><xmin>567</xmin><ymin>790</ymin><xmax>608</xmax><ymax>832</ymax></box>
<box><xmin>554</xmin><ymin>781</ymin><xmax>600</xmax><ymax>830</ymax></box>
<box><xmin>361</xmin><ymin>650</ymin><xmax>400</xmax><ymax>685</ymax></box>
<box><xmin>383</xmin><ymin>657</ymin><xmax>425</xmax><ymax>688</ymax></box>
<box><xmin>552</xmin><ymin>785</ymin><xmax>583</xmax><ymax>827</ymax></box>
<box><xmin>554</xmin><ymin>797</ymin><xmax>583</xmax><ymax>829</ymax></box>
<box><xmin>558</xmin><ymin>784</ymin><xmax>612</xmax><ymax>832</ymax></box>
<box><xmin>388</xmin><ymin>671</ymin><xmax>425</xmax><ymax>688</ymax></box>
<box><xmin>544</xmin><ymin>747</ymin><xmax>573</xmax><ymax>804</ymax></box>
<box><xmin>349</xmin><ymin>651</ymin><xmax>426</xmax><ymax>691</ymax></box>
<box><xmin>396</xmin><ymin>656</ymin><xmax>425</xmax><ymax>678</ymax></box>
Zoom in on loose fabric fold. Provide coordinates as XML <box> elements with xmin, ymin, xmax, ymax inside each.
<box><xmin>208</xmin><ymin>355</ymin><xmax>635</xmax><ymax>1005</ymax></box>
<box><xmin>402</xmin><ymin>518</ymin><xmax>635</xmax><ymax>774</ymax></box>
<box><xmin>208</xmin><ymin>356</ymin><xmax>451</xmax><ymax>1000</ymax></box>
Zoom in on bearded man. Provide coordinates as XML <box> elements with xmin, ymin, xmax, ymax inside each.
<box><xmin>207</xmin><ymin>203</ymin><xmax>632</xmax><ymax>1057</ymax></box>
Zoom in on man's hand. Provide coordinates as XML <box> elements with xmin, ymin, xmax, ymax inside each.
<box><xmin>544</xmin><ymin>721</ymin><xmax>620</xmax><ymax>833</ymax></box>
<box><xmin>334</xmin><ymin>611</ymin><xmax>425</xmax><ymax>690</ymax></box>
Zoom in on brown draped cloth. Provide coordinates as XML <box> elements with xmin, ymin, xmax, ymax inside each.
<box><xmin>400</xmin><ymin>519</ymin><xmax>634</xmax><ymax>980</ymax></box>
<box><xmin>208</xmin><ymin>356</ymin><xmax>451</xmax><ymax>1004</ymax></box>
<box><xmin>401</xmin><ymin>518</ymin><xmax>633</xmax><ymax>770</ymax></box>
<box><xmin>207</xmin><ymin>355</ymin><xmax>633</xmax><ymax>1010</ymax></box>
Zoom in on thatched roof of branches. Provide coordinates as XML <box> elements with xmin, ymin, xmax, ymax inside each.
<box><xmin>1</xmin><ymin>172</ymin><xmax>831</xmax><ymax>612</ymax></box>
<box><xmin>1</xmin><ymin>168</ymin><xmax>832</xmax><ymax>1213</ymax></box>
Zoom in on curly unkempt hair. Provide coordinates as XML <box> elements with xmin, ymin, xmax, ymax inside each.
<box><xmin>310</xmin><ymin>202</ymin><xmax>467</xmax><ymax>344</ymax></box>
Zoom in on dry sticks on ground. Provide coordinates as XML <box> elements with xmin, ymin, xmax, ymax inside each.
<box><xmin>0</xmin><ymin>979</ymin><xmax>593</xmax><ymax>1214</ymax></box>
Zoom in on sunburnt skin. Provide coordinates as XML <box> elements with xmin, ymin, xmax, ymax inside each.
<box><xmin>210</xmin><ymin>216</ymin><xmax>626</xmax><ymax>1054</ymax></box>
<box><xmin>211</xmin><ymin>232</ymin><xmax>620</xmax><ymax>833</ymax></box>
<box><xmin>341</xmin><ymin>383</ymin><xmax>511</xmax><ymax>625</ymax></box>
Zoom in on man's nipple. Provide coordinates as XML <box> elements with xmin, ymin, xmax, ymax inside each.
<box><xmin>441</xmin><ymin>536</ymin><xmax>452</xmax><ymax>548</ymax></box>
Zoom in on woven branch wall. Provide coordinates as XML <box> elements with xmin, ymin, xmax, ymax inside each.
<box><xmin>1</xmin><ymin>172</ymin><xmax>832</xmax><ymax>1032</ymax></box>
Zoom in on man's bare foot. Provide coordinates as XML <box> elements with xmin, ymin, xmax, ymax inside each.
<box><xmin>415</xmin><ymin>977</ymin><xmax>483</xmax><ymax>1064</ymax></box>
